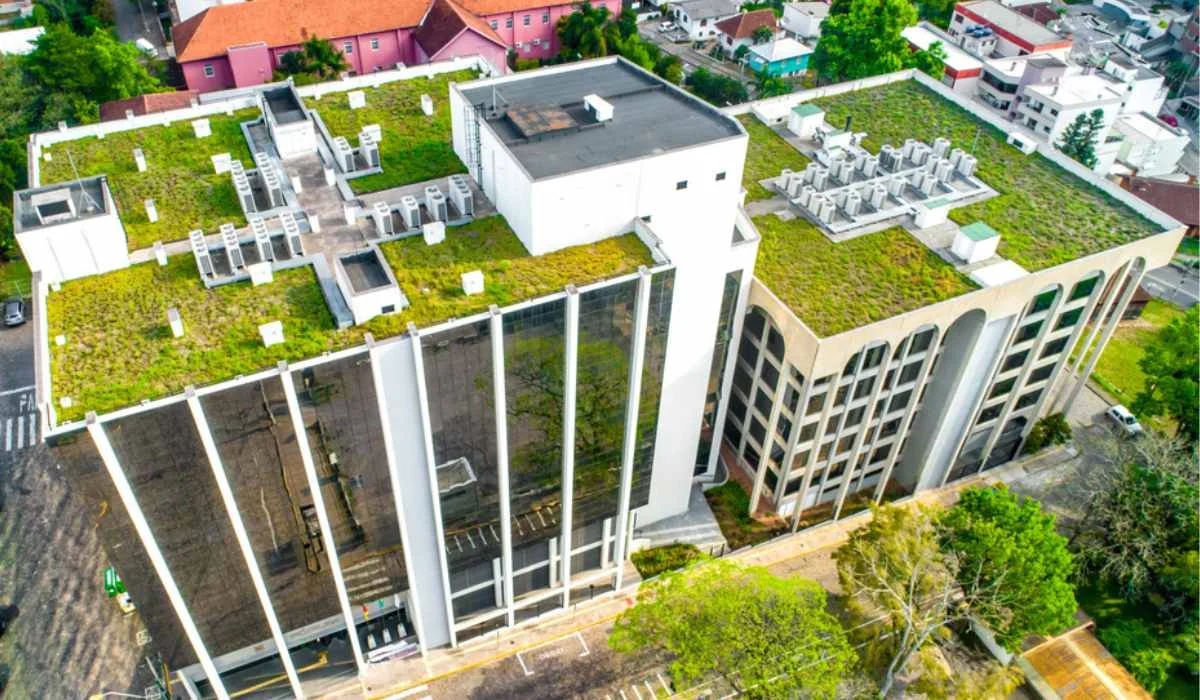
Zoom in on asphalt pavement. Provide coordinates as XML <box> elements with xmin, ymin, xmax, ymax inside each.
<box><xmin>1142</xmin><ymin>264</ymin><xmax>1199</xmax><ymax>309</ymax></box>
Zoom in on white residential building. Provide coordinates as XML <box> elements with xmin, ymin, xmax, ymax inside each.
<box><xmin>668</xmin><ymin>0</ymin><xmax>740</xmax><ymax>40</ymax></box>
<box><xmin>780</xmin><ymin>1</ymin><xmax>828</xmax><ymax>39</ymax></box>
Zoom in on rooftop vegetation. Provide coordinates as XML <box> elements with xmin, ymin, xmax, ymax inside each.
<box><xmin>39</xmin><ymin>109</ymin><xmax>258</xmax><ymax>252</ymax></box>
<box><xmin>753</xmin><ymin>213</ymin><xmax>977</xmax><ymax>337</ymax></box>
<box><xmin>48</xmin><ymin>215</ymin><xmax>652</xmax><ymax>420</ymax></box>
<box><xmin>314</xmin><ymin>70</ymin><xmax>476</xmax><ymax>195</ymax></box>
<box><xmin>810</xmin><ymin>80</ymin><xmax>1163</xmax><ymax>271</ymax></box>
<box><xmin>738</xmin><ymin>114</ymin><xmax>810</xmax><ymax>202</ymax></box>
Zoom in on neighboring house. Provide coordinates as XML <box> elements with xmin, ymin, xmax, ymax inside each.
<box><xmin>1122</xmin><ymin>176</ymin><xmax>1200</xmax><ymax>238</ymax></box>
<box><xmin>780</xmin><ymin>1</ymin><xmax>828</xmax><ymax>40</ymax></box>
<box><xmin>715</xmin><ymin>9</ymin><xmax>778</xmax><ymax>55</ymax></box>
<box><xmin>949</xmin><ymin>0</ymin><xmax>1072</xmax><ymax>58</ymax></box>
<box><xmin>0</xmin><ymin>25</ymin><xmax>42</xmax><ymax>55</ymax></box>
<box><xmin>668</xmin><ymin>0</ymin><xmax>740</xmax><ymax>41</ymax></box>
<box><xmin>902</xmin><ymin>23</ymin><xmax>982</xmax><ymax>94</ymax></box>
<box><xmin>745</xmin><ymin>37</ymin><xmax>811</xmax><ymax>76</ymax></box>
<box><xmin>0</xmin><ymin>0</ymin><xmax>32</xmax><ymax>27</ymax></box>
<box><xmin>99</xmin><ymin>90</ymin><xmax>201</xmax><ymax>122</ymax></box>
<box><xmin>170</xmin><ymin>0</ymin><xmax>245</xmax><ymax>24</ymax></box>
<box><xmin>174</xmin><ymin>0</ymin><xmax>621</xmax><ymax>92</ymax></box>
<box><xmin>1109</xmin><ymin>111</ymin><xmax>1189</xmax><ymax>177</ymax></box>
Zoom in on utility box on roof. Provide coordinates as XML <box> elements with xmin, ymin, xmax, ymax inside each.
<box><xmin>788</xmin><ymin>103</ymin><xmax>824</xmax><ymax>139</ymax></box>
<box><xmin>952</xmin><ymin>222</ymin><xmax>1000</xmax><ymax>264</ymax></box>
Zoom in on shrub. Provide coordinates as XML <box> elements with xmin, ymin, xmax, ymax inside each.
<box><xmin>1023</xmin><ymin>412</ymin><xmax>1071</xmax><ymax>454</ymax></box>
<box><xmin>1098</xmin><ymin>619</ymin><xmax>1175</xmax><ymax>693</ymax></box>
<box><xmin>631</xmin><ymin>543</ymin><xmax>704</xmax><ymax>578</ymax></box>
<box><xmin>514</xmin><ymin>58</ymin><xmax>541</xmax><ymax>71</ymax></box>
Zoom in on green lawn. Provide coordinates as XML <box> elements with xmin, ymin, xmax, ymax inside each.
<box><xmin>49</xmin><ymin>215</ymin><xmax>652</xmax><ymax>420</ymax></box>
<box><xmin>1091</xmin><ymin>299</ymin><xmax>1184</xmax><ymax>432</ymax></box>
<box><xmin>0</xmin><ymin>257</ymin><xmax>30</xmax><ymax>298</ymax></box>
<box><xmin>753</xmin><ymin>213</ymin><xmax>977</xmax><ymax>336</ymax></box>
<box><xmin>314</xmin><ymin>70</ymin><xmax>476</xmax><ymax>195</ymax></box>
<box><xmin>1077</xmin><ymin>580</ymin><xmax>1199</xmax><ymax>699</ymax></box>
<box><xmin>811</xmin><ymin>81</ymin><xmax>1163</xmax><ymax>272</ymax></box>
<box><xmin>39</xmin><ymin>109</ymin><xmax>258</xmax><ymax>252</ymax></box>
<box><xmin>1177</xmin><ymin>237</ymin><xmax>1199</xmax><ymax>258</ymax></box>
<box><xmin>737</xmin><ymin>114</ymin><xmax>810</xmax><ymax>202</ymax></box>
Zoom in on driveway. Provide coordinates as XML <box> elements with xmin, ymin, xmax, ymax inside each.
<box><xmin>0</xmin><ymin>318</ymin><xmax>33</xmax><ymax>396</ymax></box>
<box><xmin>639</xmin><ymin>25</ymin><xmax>748</xmax><ymax>82</ymax></box>
<box><xmin>1143</xmin><ymin>264</ymin><xmax>1199</xmax><ymax>309</ymax></box>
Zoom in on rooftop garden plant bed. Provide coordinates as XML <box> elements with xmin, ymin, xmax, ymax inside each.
<box><xmin>314</xmin><ymin>70</ymin><xmax>476</xmax><ymax>195</ymax></box>
<box><xmin>631</xmin><ymin>543</ymin><xmax>705</xmax><ymax>579</ymax></box>
<box><xmin>738</xmin><ymin>114</ymin><xmax>810</xmax><ymax>202</ymax></box>
<box><xmin>703</xmin><ymin>481</ymin><xmax>785</xmax><ymax>550</ymax></box>
<box><xmin>753</xmin><ymin>213</ymin><xmax>977</xmax><ymax>337</ymax></box>
<box><xmin>39</xmin><ymin>109</ymin><xmax>258</xmax><ymax>252</ymax></box>
<box><xmin>49</xmin><ymin>215</ymin><xmax>652</xmax><ymax>420</ymax></box>
<box><xmin>811</xmin><ymin>80</ymin><xmax>1163</xmax><ymax>271</ymax></box>
<box><xmin>48</xmin><ymin>256</ymin><xmax>345</xmax><ymax>422</ymax></box>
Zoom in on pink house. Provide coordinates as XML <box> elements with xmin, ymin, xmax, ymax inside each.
<box><xmin>174</xmin><ymin>0</ymin><xmax>617</xmax><ymax>92</ymax></box>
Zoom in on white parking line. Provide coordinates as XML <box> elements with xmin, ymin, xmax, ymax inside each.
<box><xmin>4</xmin><ymin>418</ymin><xmax>10</xmax><ymax>451</ymax></box>
<box><xmin>15</xmin><ymin>416</ymin><xmax>23</xmax><ymax>449</ymax></box>
<box><xmin>0</xmin><ymin>385</ymin><xmax>34</xmax><ymax>398</ymax></box>
<box><xmin>632</xmin><ymin>684</ymin><xmax>643</xmax><ymax>700</ymax></box>
<box><xmin>27</xmin><ymin>415</ymin><xmax>35</xmax><ymax>444</ymax></box>
<box><xmin>517</xmin><ymin>652</ymin><xmax>533</xmax><ymax>676</ymax></box>
<box><xmin>656</xmin><ymin>672</ymin><xmax>671</xmax><ymax>694</ymax></box>
<box><xmin>576</xmin><ymin>632</ymin><xmax>589</xmax><ymax>657</ymax></box>
<box><xmin>644</xmin><ymin>679</ymin><xmax>656</xmax><ymax>697</ymax></box>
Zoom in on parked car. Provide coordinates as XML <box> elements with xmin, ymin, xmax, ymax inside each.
<box><xmin>3</xmin><ymin>297</ymin><xmax>23</xmax><ymax>327</ymax></box>
<box><xmin>134</xmin><ymin>37</ymin><xmax>157</xmax><ymax>56</ymax></box>
<box><xmin>1159</xmin><ymin>113</ymin><xmax>1179</xmax><ymax>128</ymax></box>
<box><xmin>1106</xmin><ymin>404</ymin><xmax>1143</xmax><ymax>437</ymax></box>
<box><xmin>658</xmin><ymin>21</ymin><xmax>677</xmax><ymax>32</ymax></box>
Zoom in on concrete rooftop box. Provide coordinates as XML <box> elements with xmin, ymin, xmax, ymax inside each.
<box><xmin>261</xmin><ymin>84</ymin><xmax>317</xmax><ymax>159</ymax></box>
<box><xmin>334</xmin><ymin>247</ymin><xmax>408</xmax><ymax>325</ymax></box>
<box><xmin>14</xmin><ymin>176</ymin><xmax>129</xmax><ymax>283</ymax></box>
<box><xmin>788</xmin><ymin>103</ymin><xmax>825</xmax><ymax>139</ymax></box>
<box><xmin>951</xmin><ymin>221</ymin><xmax>1000</xmax><ymax>264</ymax></box>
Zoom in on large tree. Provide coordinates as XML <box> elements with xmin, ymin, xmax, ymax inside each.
<box><xmin>940</xmin><ymin>485</ymin><xmax>1077</xmax><ymax>651</ymax></box>
<box><xmin>1056</xmin><ymin>108</ymin><xmax>1105</xmax><ymax>169</ymax></box>
<box><xmin>685</xmin><ymin>67</ymin><xmax>748</xmax><ymax>105</ymax></box>
<box><xmin>556</xmin><ymin>2</ymin><xmax>614</xmax><ymax>59</ymax></box>
<box><xmin>23</xmin><ymin>24</ymin><xmax>161</xmax><ymax>125</ymax></box>
<box><xmin>811</xmin><ymin>0</ymin><xmax>917</xmax><ymax>82</ymax></box>
<box><xmin>1132</xmin><ymin>305</ymin><xmax>1199</xmax><ymax>443</ymax></box>
<box><xmin>610</xmin><ymin>560</ymin><xmax>855</xmax><ymax>699</ymax></box>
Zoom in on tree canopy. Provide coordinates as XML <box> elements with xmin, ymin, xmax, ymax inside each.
<box><xmin>610</xmin><ymin>560</ymin><xmax>855</xmax><ymax>699</ymax></box>
<box><xmin>940</xmin><ymin>485</ymin><xmax>1077</xmax><ymax>651</ymax></box>
<box><xmin>686</xmin><ymin>67</ymin><xmax>748</xmax><ymax>105</ymax></box>
<box><xmin>1132</xmin><ymin>305</ymin><xmax>1199</xmax><ymax>443</ymax></box>
<box><xmin>555</xmin><ymin>5</ymin><xmax>683</xmax><ymax>83</ymax></box>
<box><xmin>1057</xmin><ymin>108</ymin><xmax>1105</xmax><ymax>169</ymax></box>
<box><xmin>811</xmin><ymin>0</ymin><xmax>943</xmax><ymax>83</ymax></box>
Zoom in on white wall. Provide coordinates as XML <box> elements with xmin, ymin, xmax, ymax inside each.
<box><xmin>272</xmin><ymin>121</ymin><xmax>317</xmax><ymax>160</ymax></box>
<box><xmin>781</xmin><ymin>5</ymin><xmax>824</xmax><ymax>38</ymax></box>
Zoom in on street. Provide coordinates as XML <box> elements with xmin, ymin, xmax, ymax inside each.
<box><xmin>639</xmin><ymin>26</ymin><xmax>746</xmax><ymax>81</ymax></box>
<box><xmin>109</xmin><ymin>0</ymin><xmax>167</xmax><ymax>56</ymax></box>
<box><xmin>1142</xmin><ymin>264</ymin><xmax>1199</xmax><ymax>309</ymax></box>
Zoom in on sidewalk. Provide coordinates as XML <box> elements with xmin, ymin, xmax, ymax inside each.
<box><xmin>361</xmin><ymin>446</ymin><xmax>1074</xmax><ymax>699</ymax></box>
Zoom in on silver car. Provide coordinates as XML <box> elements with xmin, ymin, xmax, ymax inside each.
<box><xmin>3</xmin><ymin>297</ymin><xmax>24</xmax><ymax>327</ymax></box>
<box><xmin>1105</xmin><ymin>404</ymin><xmax>1143</xmax><ymax>437</ymax></box>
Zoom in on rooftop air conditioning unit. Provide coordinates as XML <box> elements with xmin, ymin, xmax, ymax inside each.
<box><xmin>879</xmin><ymin>145</ymin><xmax>897</xmax><ymax>171</ymax></box>
<box><xmin>786</xmin><ymin>172</ymin><xmax>805</xmax><ymax>197</ymax></box>
<box><xmin>869</xmin><ymin>184</ymin><xmax>887</xmax><ymax>209</ymax></box>
<box><xmin>949</xmin><ymin>147</ymin><xmax>965</xmax><ymax>168</ymax></box>
<box><xmin>448</xmin><ymin>174</ymin><xmax>473</xmax><ymax>217</ymax></box>
<box><xmin>400</xmin><ymin>195</ymin><xmax>421</xmax><ymax>229</ymax></box>
<box><xmin>843</xmin><ymin>191</ymin><xmax>861</xmax><ymax>217</ymax></box>
<box><xmin>333</xmin><ymin>136</ymin><xmax>355</xmax><ymax>172</ymax></box>
<box><xmin>935</xmin><ymin>159</ymin><xmax>954</xmax><ymax>183</ymax></box>
<box><xmin>221</xmin><ymin>223</ymin><xmax>245</xmax><ymax>271</ymax></box>
<box><xmin>901</xmin><ymin>139</ymin><xmax>917</xmax><ymax>161</ymax></box>
<box><xmin>957</xmin><ymin>154</ymin><xmax>977</xmax><ymax>177</ymax></box>
<box><xmin>360</xmin><ymin>131</ymin><xmax>380</xmax><ymax>169</ymax></box>
<box><xmin>817</xmin><ymin>198</ymin><xmax>835</xmax><ymax>223</ymax></box>
<box><xmin>251</xmin><ymin>216</ymin><xmax>274</xmax><ymax>262</ymax></box>
<box><xmin>189</xmin><ymin>229</ymin><xmax>214</xmax><ymax>277</ymax></box>
<box><xmin>888</xmin><ymin>175</ymin><xmax>906</xmax><ymax>197</ymax></box>
<box><xmin>798</xmin><ymin>185</ymin><xmax>815</xmax><ymax>207</ymax></box>
<box><xmin>424</xmin><ymin>185</ymin><xmax>447</xmax><ymax>222</ymax></box>
<box><xmin>932</xmin><ymin>137</ymin><xmax>951</xmax><ymax>159</ymax></box>
<box><xmin>583</xmin><ymin>94</ymin><xmax>614</xmax><ymax>122</ymax></box>
<box><xmin>802</xmin><ymin>162</ymin><xmax>818</xmax><ymax>184</ymax></box>
<box><xmin>373</xmin><ymin>201</ymin><xmax>394</xmax><ymax>237</ymax></box>
<box><xmin>862</xmin><ymin>156</ymin><xmax>878</xmax><ymax>178</ymax></box>
<box><xmin>281</xmin><ymin>211</ymin><xmax>304</xmax><ymax>257</ymax></box>
<box><xmin>918</xmin><ymin>172</ymin><xmax>937</xmax><ymax>196</ymax></box>
<box><xmin>807</xmin><ymin>193</ymin><xmax>824</xmax><ymax>215</ymax></box>
<box><xmin>811</xmin><ymin>168</ymin><xmax>828</xmax><ymax>191</ymax></box>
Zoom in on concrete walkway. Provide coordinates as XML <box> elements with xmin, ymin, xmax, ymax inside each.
<box><xmin>634</xmin><ymin>484</ymin><xmax>727</xmax><ymax>551</ymax></box>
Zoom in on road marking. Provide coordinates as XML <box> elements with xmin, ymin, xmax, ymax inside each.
<box><xmin>643</xmin><ymin>679</ymin><xmax>655</xmax><ymax>697</ymax></box>
<box><xmin>632</xmin><ymin>684</ymin><xmax>643</xmax><ymax>700</ymax></box>
<box><xmin>28</xmin><ymin>415</ymin><xmax>35</xmax><ymax>445</ymax></box>
<box><xmin>619</xmin><ymin>691</ymin><xmax>628</xmax><ymax>700</ymax></box>
<box><xmin>575</xmin><ymin>632</ymin><xmax>589</xmax><ymax>657</ymax></box>
<box><xmin>517</xmin><ymin>651</ymin><xmax>533</xmax><ymax>676</ymax></box>
<box><xmin>0</xmin><ymin>384</ymin><xmax>34</xmax><ymax>398</ymax></box>
<box><xmin>382</xmin><ymin>685</ymin><xmax>429</xmax><ymax>700</ymax></box>
<box><xmin>657</xmin><ymin>672</ymin><xmax>671</xmax><ymax>693</ymax></box>
<box><xmin>15</xmin><ymin>416</ymin><xmax>23</xmax><ymax>449</ymax></box>
<box><xmin>4</xmin><ymin>418</ymin><xmax>10</xmax><ymax>451</ymax></box>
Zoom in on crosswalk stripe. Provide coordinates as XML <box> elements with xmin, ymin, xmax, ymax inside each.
<box><xmin>15</xmin><ymin>416</ymin><xmax>23</xmax><ymax>449</ymax></box>
<box><xmin>28</xmin><ymin>415</ymin><xmax>35</xmax><ymax>445</ymax></box>
<box><xmin>4</xmin><ymin>418</ymin><xmax>10</xmax><ymax>451</ymax></box>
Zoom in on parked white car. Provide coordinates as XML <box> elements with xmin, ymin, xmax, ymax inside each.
<box><xmin>134</xmin><ymin>37</ymin><xmax>157</xmax><ymax>56</ymax></box>
<box><xmin>1105</xmin><ymin>404</ymin><xmax>1143</xmax><ymax>437</ymax></box>
<box><xmin>658</xmin><ymin>21</ymin><xmax>677</xmax><ymax>32</ymax></box>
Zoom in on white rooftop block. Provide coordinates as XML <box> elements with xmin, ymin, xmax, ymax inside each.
<box><xmin>259</xmin><ymin>320</ymin><xmax>285</xmax><ymax>347</ymax></box>
<box><xmin>461</xmin><ymin>269</ymin><xmax>484</xmax><ymax>295</ymax></box>
<box><xmin>970</xmin><ymin>259</ymin><xmax>1029</xmax><ymax>288</ymax></box>
<box><xmin>144</xmin><ymin>199</ymin><xmax>158</xmax><ymax>223</ymax></box>
<box><xmin>420</xmin><ymin>94</ymin><xmax>434</xmax><ymax>116</ymax></box>
<box><xmin>348</xmin><ymin>90</ymin><xmax>366</xmax><ymax>109</ymax></box>
<box><xmin>583</xmin><ymin>94</ymin><xmax>614</xmax><ymax>122</ymax></box>
<box><xmin>248</xmin><ymin>261</ymin><xmax>274</xmax><ymax>286</ymax></box>
<box><xmin>212</xmin><ymin>152</ymin><xmax>232</xmax><ymax>174</ymax></box>
<box><xmin>167</xmin><ymin>307</ymin><xmax>184</xmax><ymax>338</ymax></box>
<box><xmin>362</xmin><ymin>123</ymin><xmax>382</xmax><ymax>143</ymax></box>
<box><xmin>423</xmin><ymin>220</ymin><xmax>445</xmax><ymax>245</ymax></box>
<box><xmin>192</xmin><ymin>118</ymin><xmax>211</xmax><ymax>138</ymax></box>
<box><xmin>133</xmin><ymin>148</ymin><xmax>147</xmax><ymax>173</ymax></box>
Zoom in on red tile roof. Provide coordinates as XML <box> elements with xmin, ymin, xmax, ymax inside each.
<box><xmin>415</xmin><ymin>0</ymin><xmax>506</xmax><ymax>57</ymax></box>
<box><xmin>174</xmin><ymin>0</ymin><xmax>434</xmax><ymax>62</ymax></box>
<box><xmin>1124</xmin><ymin>176</ymin><xmax>1200</xmax><ymax>226</ymax></box>
<box><xmin>715</xmin><ymin>9</ymin><xmax>777</xmax><ymax>40</ymax></box>
<box><xmin>99</xmin><ymin>91</ymin><xmax>200</xmax><ymax>122</ymax></box>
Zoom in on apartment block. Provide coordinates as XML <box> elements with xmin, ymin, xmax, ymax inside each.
<box><xmin>949</xmin><ymin>0</ymin><xmax>1073</xmax><ymax>58</ymax></box>
<box><xmin>21</xmin><ymin>57</ymin><xmax>758</xmax><ymax>698</ymax></box>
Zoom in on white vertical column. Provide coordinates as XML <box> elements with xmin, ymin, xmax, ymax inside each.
<box><xmin>86</xmin><ymin>416</ymin><xmax>230</xmax><ymax>700</ymax></box>
<box><xmin>490</xmin><ymin>307</ymin><xmax>515</xmax><ymax>627</ymax></box>
<box><xmin>1053</xmin><ymin>266</ymin><xmax>1124</xmax><ymax>412</ymax></box>
<box><xmin>613</xmin><ymin>269</ymin><xmax>653</xmax><ymax>588</ymax></box>
<box><xmin>185</xmin><ymin>388</ymin><xmax>305</xmax><ymax>699</ymax></box>
<box><xmin>559</xmin><ymin>286</ymin><xmax>580</xmax><ymax>607</ymax></box>
<box><xmin>872</xmin><ymin>328</ymin><xmax>942</xmax><ymax>503</ymax></box>
<box><xmin>278</xmin><ymin>364</ymin><xmax>367</xmax><ymax>673</ymax></box>
<box><xmin>1063</xmin><ymin>263</ymin><xmax>1146</xmax><ymax>414</ymax></box>
<box><xmin>365</xmin><ymin>334</ymin><xmax>430</xmax><ymax>655</ymax></box>
<box><xmin>409</xmin><ymin>325</ymin><xmax>458</xmax><ymax>648</ymax></box>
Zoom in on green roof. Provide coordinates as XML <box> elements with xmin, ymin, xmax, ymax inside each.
<box><xmin>739</xmin><ymin>78</ymin><xmax>1166</xmax><ymax>336</ymax></box>
<box><xmin>48</xmin><ymin>215</ymin><xmax>652</xmax><ymax>422</ymax></box>
<box><xmin>792</xmin><ymin>104</ymin><xmax>823</xmax><ymax>117</ymax></box>
<box><xmin>960</xmin><ymin>222</ymin><xmax>999</xmax><ymax>241</ymax></box>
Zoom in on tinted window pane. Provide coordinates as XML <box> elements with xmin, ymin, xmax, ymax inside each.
<box><xmin>631</xmin><ymin>270</ymin><xmax>675</xmax><ymax>510</ymax></box>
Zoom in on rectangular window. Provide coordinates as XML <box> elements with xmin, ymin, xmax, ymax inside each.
<box><xmin>853</xmin><ymin>376</ymin><xmax>875</xmax><ymax>401</ymax></box>
<box><xmin>799</xmin><ymin>421</ymin><xmax>817</xmax><ymax>443</ymax></box>
<box><xmin>899</xmin><ymin>361</ymin><xmax>921</xmax><ymax>385</ymax></box>
<box><xmin>834</xmin><ymin>385</ymin><xmax>848</xmax><ymax>408</ymax></box>
<box><xmin>543</xmin><ymin>13</ymin><xmax>550</xmax><ymax>23</ymax></box>
<box><xmin>761</xmin><ymin>360</ymin><xmax>780</xmax><ymax>390</ymax></box>
<box><xmin>783</xmin><ymin>385</ymin><xmax>800</xmax><ymax>413</ymax></box>
<box><xmin>716</xmin><ymin>171</ymin><xmax>726</xmax><ymax>181</ymax></box>
<box><xmin>888</xmin><ymin>390</ymin><xmax>912</xmax><ymax>414</ymax></box>
<box><xmin>1015</xmin><ymin>390</ymin><xmax>1042</xmax><ymax>410</ymax></box>
<box><xmin>1029</xmin><ymin>363</ymin><xmax>1054</xmax><ymax>383</ymax></box>
<box><xmin>806</xmin><ymin>393</ymin><xmax>825</xmax><ymax>416</ymax></box>
<box><xmin>506</xmin><ymin>17</ymin><xmax>513</xmax><ymax>28</ymax></box>
<box><xmin>523</xmin><ymin>14</ymin><xmax>531</xmax><ymax>25</ymax></box>
<box><xmin>1030</xmin><ymin>289</ymin><xmax>1056</xmax><ymax>313</ymax></box>
<box><xmin>748</xmin><ymin>417</ymin><xmax>767</xmax><ymax>445</ymax></box>
<box><xmin>370</xmin><ymin>38</ymin><xmax>380</xmax><ymax>50</ymax></box>
<box><xmin>344</xmin><ymin>41</ymin><xmax>354</xmax><ymax>54</ymax></box>
<box><xmin>1055</xmin><ymin>307</ymin><xmax>1083</xmax><ymax>330</ymax></box>
<box><xmin>777</xmin><ymin>415</ymin><xmax>792</xmax><ymax>443</ymax></box>
<box><xmin>845</xmin><ymin>405</ymin><xmax>865</xmax><ymax>428</ymax></box>
<box><xmin>989</xmin><ymin>377</ymin><xmax>1016</xmax><ymax>399</ymax></box>
<box><xmin>491</xmin><ymin>20</ymin><xmax>499</xmax><ymax>28</ymax></box>
<box><xmin>677</xmin><ymin>180</ymin><xmax>688</xmax><ymax>190</ymax></box>
<box><xmin>870</xmin><ymin>445</ymin><xmax>891</xmax><ymax>464</ymax></box>
<box><xmin>1070</xmin><ymin>275</ymin><xmax>1099</xmax><ymax>301</ymax></box>
<box><xmin>910</xmin><ymin>329</ymin><xmax>934</xmax><ymax>354</ymax></box>
<box><xmin>1015</xmin><ymin>320</ymin><xmax>1043</xmax><ymax>344</ymax></box>
<box><xmin>729</xmin><ymin>394</ymin><xmax>747</xmax><ymax>424</ymax></box>
<box><xmin>977</xmin><ymin>403</ymin><xmax>1002</xmax><ymax>424</ymax></box>
<box><xmin>1001</xmin><ymin>350</ymin><xmax>1028</xmax><ymax>373</ymax></box>
<box><xmin>1040</xmin><ymin>336</ymin><xmax>1069</xmax><ymax>359</ymax></box>
<box><xmin>203</xmin><ymin>63</ymin><xmax>215</xmax><ymax>77</ymax></box>
<box><xmin>753</xmin><ymin>389</ymin><xmax>773</xmax><ymax>419</ymax></box>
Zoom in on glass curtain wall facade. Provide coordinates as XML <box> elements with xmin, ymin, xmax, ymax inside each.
<box><xmin>695</xmin><ymin>271</ymin><xmax>742</xmax><ymax>474</ymax></box>
<box><xmin>631</xmin><ymin>270</ymin><xmax>674</xmax><ymax>512</ymax></box>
